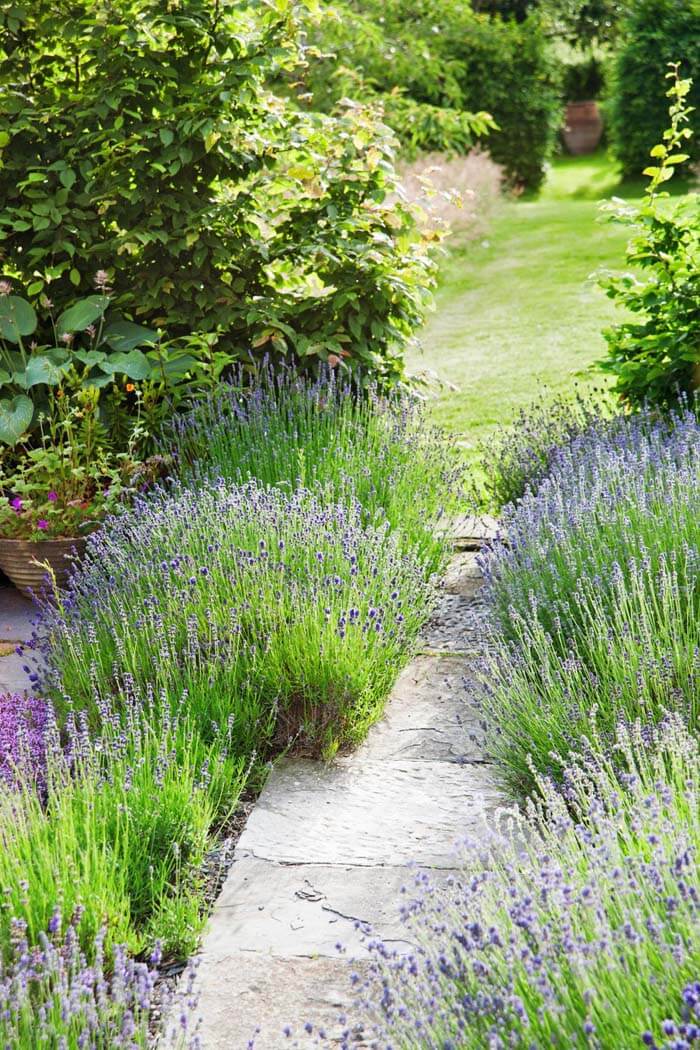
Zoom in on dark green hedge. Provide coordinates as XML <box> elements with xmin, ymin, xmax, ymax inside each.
<box><xmin>447</xmin><ymin>13</ymin><xmax>563</xmax><ymax>191</ymax></box>
<box><xmin>607</xmin><ymin>0</ymin><xmax>700</xmax><ymax>177</ymax></box>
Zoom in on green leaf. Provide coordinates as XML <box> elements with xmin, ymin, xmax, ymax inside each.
<box><xmin>0</xmin><ymin>296</ymin><xmax>37</xmax><ymax>342</ymax></box>
<box><xmin>24</xmin><ymin>354</ymin><xmax>67</xmax><ymax>387</ymax></box>
<box><xmin>74</xmin><ymin>348</ymin><xmax>108</xmax><ymax>368</ymax></box>
<box><xmin>57</xmin><ymin>295</ymin><xmax>110</xmax><ymax>335</ymax></box>
<box><xmin>0</xmin><ymin>132</ymin><xmax>9</xmax><ymax>149</ymax></box>
<box><xmin>69</xmin><ymin>268</ymin><xmax>80</xmax><ymax>287</ymax></box>
<box><xmin>159</xmin><ymin>128</ymin><xmax>174</xmax><ymax>147</ymax></box>
<box><xmin>0</xmin><ymin>394</ymin><xmax>33</xmax><ymax>444</ymax></box>
<box><xmin>59</xmin><ymin>168</ymin><xmax>76</xmax><ymax>189</ymax></box>
<box><xmin>98</xmin><ymin>349</ymin><xmax>151</xmax><ymax>380</ymax></box>
<box><xmin>103</xmin><ymin>320</ymin><xmax>159</xmax><ymax>352</ymax></box>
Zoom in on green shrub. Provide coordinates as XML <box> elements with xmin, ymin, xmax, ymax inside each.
<box><xmin>563</xmin><ymin>52</ymin><xmax>605</xmax><ymax>101</ymax></box>
<box><xmin>447</xmin><ymin>11</ymin><xmax>563</xmax><ymax>191</ymax></box>
<box><xmin>599</xmin><ymin>69</ymin><xmax>700</xmax><ymax>408</ymax></box>
<box><xmin>607</xmin><ymin>0</ymin><xmax>700</xmax><ymax>177</ymax></box>
<box><xmin>0</xmin><ymin>1</ymin><xmax>436</xmax><ymax>384</ymax></box>
<box><xmin>305</xmin><ymin>1</ymin><xmax>561</xmax><ymax>191</ymax></box>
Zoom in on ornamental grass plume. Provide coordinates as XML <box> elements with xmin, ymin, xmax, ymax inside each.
<box><xmin>480</xmin><ymin>406</ymin><xmax>700</xmax><ymax>792</ymax></box>
<box><xmin>346</xmin><ymin>715</ymin><xmax>700</xmax><ymax>1049</ymax></box>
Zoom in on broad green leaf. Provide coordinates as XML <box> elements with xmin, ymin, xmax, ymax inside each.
<box><xmin>0</xmin><ymin>296</ymin><xmax>37</xmax><ymax>342</ymax></box>
<box><xmin>98</xmin><ymin>348</ymin><xmax>151</xmax><ymax>380</ymax></box>
<box><xmin>159</xmin><ymin>128</ymin><xmax>174</xmax><ymax>147</ymax></box>
<box><xmin>24</xmin><ymin>355</ymin><xmax>68</xmax><ymax>387</ymax></box>
<box><xmin>69</xmin><ymin>268</ymin><xmax>80</xmax><ymax>286</ymax></box>
<box><xmin>103</xmin><ymin>320</ymin><xmax>159</xmax><ymax>352</ymax></box>
<box><xmin>0</xmin><ymin>394</ymin><xmax>33</xmax><ymax>444</ymax></box>
<box><xmin>57</xmin><ymin>295</ymin><xmax>110</xmax><ymax>336</ymax></box>
<box><xmin>74</xmin><ymin>348</ymin><xmax>108</xmax><ymax>368</ymax></box>
<box><xmin>148</xmin><ymin>352</ymin><xmax>198</xmax><ymax>377</ymax></box>
<box><xmin>59</xmin><ymin>168</ymin><xmax>76</xmax><ymax>189</ymax></box>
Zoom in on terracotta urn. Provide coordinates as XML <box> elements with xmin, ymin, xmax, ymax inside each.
<box><xmin>0</xmin><ymin>537</ymin><xmax>86</xmax><ymax>597</ymax></box>
<box><xmin>563</xmin><ymin>100</ymin><xmax>603</xmax><ymax>156</ymax></box>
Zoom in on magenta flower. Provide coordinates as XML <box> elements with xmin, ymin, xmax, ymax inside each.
<box><xmin>47</xmin><ymin>491</ymin><xmax>58</xmax><ymax>502</ymax></box>
<box><xmin>9</xmin><ymin>497</ymin><xmax>22</xmax><ymax>512</ymax></box>
<box><xmin>37</xmin><ymin>519</ymin><xmax>49</xmax><ymax>531</ymax></box>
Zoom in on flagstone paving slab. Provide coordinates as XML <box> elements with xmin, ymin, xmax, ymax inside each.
<box><xmin>206</xmin><ymin>855</ymin><xmax>446</xmax><ymax>959</ymax></box>
<box><xmin>355</xmin><ymin>655</ymin><xmax>484</xmax><ymax>763</ymax></box>
<box><xmin>193</xmin><ymin>954</ymin><xmax>367</xmax><ymax>1049</ymax></box>
<box><xmin>237</xmin><ymin>757</ymin><xmax>501</xmax><ymax>869</ymax></box>
<box><xmin>0</xmin><ymin>586</ymin><xmax>34</xmax><ymax>642</ymax></box>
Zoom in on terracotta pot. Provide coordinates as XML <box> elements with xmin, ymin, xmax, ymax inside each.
<box><xmin>563</xmin><ymin>100</ymin><xmax>603</xmax><ymax>156</ymax></box>
<box><xmin>0</xmin><ymin>537</ymin><xmax>87</xmax><ymax>598</ymax></box>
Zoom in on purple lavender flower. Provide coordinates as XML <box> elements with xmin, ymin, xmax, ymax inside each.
<box><xmin>0</xmin><ymin>693</ymin><xmax>53</xmax><ymax>790</ymax></box>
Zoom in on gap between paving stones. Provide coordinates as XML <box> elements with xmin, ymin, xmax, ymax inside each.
<box><xmin>191</xmin><ymin>523</ymin><xmax>503</xmax><ymax>1049</ymax></box>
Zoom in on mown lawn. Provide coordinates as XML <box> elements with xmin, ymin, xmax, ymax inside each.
<box><xmin>407</xmin><ymin>152</ymin><xmax>643</xmax><ymax>449</ymax></box>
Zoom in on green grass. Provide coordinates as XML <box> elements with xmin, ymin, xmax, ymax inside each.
<box><xmin>406</xmin><ymin>152</ymin><xmax>648</xmax><ymax>450</ymax></box>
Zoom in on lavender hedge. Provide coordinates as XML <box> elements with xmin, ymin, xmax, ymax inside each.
<box><xmin>347</xmin><ymin>716</ymin><xmax>700</xmax><ymax>1049</ymax></box>
<box><xmin>480</xmin><ymin>407</ymin><xmax>700</xmax><ymax>791</ymax></box>
<box><xmin>170</xmin><ymin>365</ymin><xmax>462</xmax><ymax>573</ymax></box>
<box><xmin>33</xmin><ymin>479</ymin><xmax>435</xmax><ymax>762</ymax></box>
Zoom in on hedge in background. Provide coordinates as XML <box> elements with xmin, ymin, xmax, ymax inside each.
<box><xmin>0</xmin><ymin>0</ymin><xmax>436</xmax><ymax>384</ymax></box>
<box><xmin>607</xmin><ymin>0</ymin><xmax>700</xmax><ymax>177</ymax></box>
<box><xmin>305</xmin><ymin>1</ymin><xmax>561</xmax><ymax>191</ymax></box>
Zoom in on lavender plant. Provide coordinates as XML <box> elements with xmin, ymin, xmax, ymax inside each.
<box><xmin>348</xmin><ymin>716</ymin><xmax>700</xmax><ymax>1049</ymax></box>
<box><xmin>475</xmin><ymin>390</ymin><xmax>611</xmax><ymax>511</ymax></box>
<box><xmin>0</xmin><ymin>913</ymin><xmax>199</xmax><ymax>1048</ymax></box>
<box><xmin>169</xmin><ymin>365</ymin><xmax>462</xmax><ymax>573</ymax></box>
<box><xmin>33</xmin><ymin>479</ymin><xmax>434</xmax><ymax>761</ymax></box>
<box><xmin>0</xmin><ymin>692</ymin><xmax>52</xmax><ymax>791</ymax></box>
<box><xmin>0</xmin><ymin>683</ymin><xmax>246</xmax><ymax>961</ymax></box>
<box><xmin>481</xmin><ymin>407</ymin><xmax>700</xmax><ymax>791</ymax></box>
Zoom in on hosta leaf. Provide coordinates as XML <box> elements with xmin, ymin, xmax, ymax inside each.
<box><xmin>24</xmin><ymin>354</ymin><xmax>67</xmax><ymax>388</ymax></box>
<box><xmin>98</xmin><ymin>349</ymin><xmax>151</xmax><ymax>380</ymax></box>
<box><xmin>0</xmin><ymin>394</ymin><xmax>33</xmax><ymax>444</ymax></box>
<box><xmin>56</xmin><ymin>295</ymin><xmax>110</xmax><ymax>336</ymax></box>
<box><xmin>0</xmin><ymin>296</ymin><xmax>37</xmax><ymax>343</ymax></box>
<box><xmin>103</xmin><ymin>321</ymin><xmax>159</xmax><ymax>352</ymax></box>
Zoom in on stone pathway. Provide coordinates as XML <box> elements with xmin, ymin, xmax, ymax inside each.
<box><xmin>192</xmin><ymin>536</ymin><xmax>503</xmax><ymax>1048</ymax></box>
<box><xmin>0</xmin><ymin>585</ymin><xmax>34</xmax><ymax>693</ymax></box>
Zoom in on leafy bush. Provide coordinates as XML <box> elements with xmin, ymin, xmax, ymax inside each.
<box><xmin>563</xmin><ymin>52</ymin><xmax>605</xmax><ymax>101</ymax></box>
<box><xmin>447</xmin><ymin>11</ymin><xmax>563</xmax><ymax>191</ymax></box>
<box><xmin>170</xmin><ymin>367</ymin><xmax>462</xmax><ymax>572</ymax></box>
<box><xmin>304</xmin><ymin>1</ymin><xmax>561</xmax><ymax>191</ymax></box>
<box><xmin>600</xmin><ymin>69</ymin><xmax>700</xmax><ymax>408</ymax></box>
<box><xmin>481</xmin><ymin>407</ymin><xmax>700</xmax><ymax>792</ymax></box>
<box><xmin>475</xmin><ymin>390</ymin><xmax>609</xmax><ymax>510</ymax></box>
<box><xmin>0</xmin><ymin>1</ymin><xmax>436</xmax><ymax>384</ymax></box>
<box><xmin>607</xmin><ymin>0</ymin><xmax>700</xmax><ymax>177</ymax></box>
<box><xmin>34</xmin><ymin>481</ymin><xmax>435</xmax><ymax>761</ymax></box>
<box><xmin>348</xmin><ymin>715</ymin><xmax>700</xmax><ymax>1048</ymax></box>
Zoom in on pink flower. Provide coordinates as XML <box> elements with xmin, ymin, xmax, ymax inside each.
<box><xmin>47</xmin><ymin>491</ymin><xmax>58</xmax><ymax>502</ymax></box>
<box><xmin>0</xmin><ymin>280</ymin><xmax>11</xmax><ymax>297</ymax></box>
<box><xmin>37</xmin><ymin>519</ymin><xmax>49</xmax><ymax>531</ymax></box>
<box><xmin>9</xmin><ymin>497</ymin><xmax>22</xmax><ymax>512</ymax></box>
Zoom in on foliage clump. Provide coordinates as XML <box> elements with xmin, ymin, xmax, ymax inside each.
<box><xmin>600</xmin><ymin>68</ymin><xmax>700</xmax><ymax>408</ymax></box>
<box><xmin>0</xmin><ymin>0</ymin><xmax>436</xmax><ymax>384</ymax></box>
<box><xmin>607</xmin><ymin>0</ymin><xmax>700</xmax><ymax>177</ymax></box>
